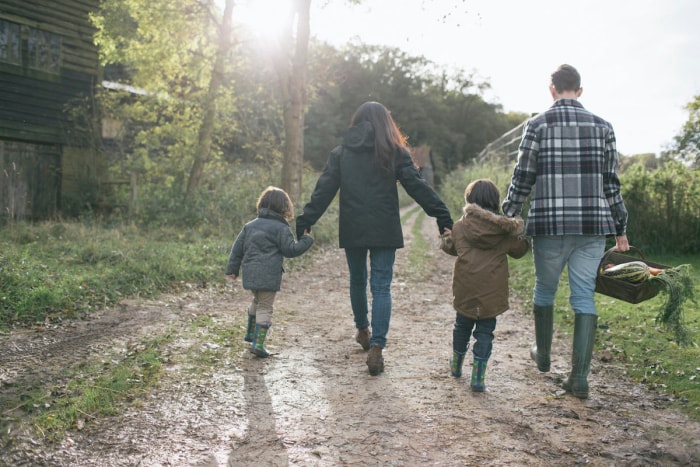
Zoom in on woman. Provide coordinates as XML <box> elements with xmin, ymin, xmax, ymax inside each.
<box><xmin>296</xmin><ymin>101</ymin><xmax>453</xmax><ymax>375</ymax></box>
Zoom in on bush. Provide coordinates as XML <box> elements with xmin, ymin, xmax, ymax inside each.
<box><xmin>439</xmin><ymin>161</ymin><xmax>517</xmax><ymax>219</ymax></box>
<box><xmin>621</xmin><ymin>161</ymin><xmax>700</xmax><ymax>254</ymax></box>
<box><xmin>441</xmin><ymin>159</ymin><xmax>700</xmax><ymax>255</ymax></box>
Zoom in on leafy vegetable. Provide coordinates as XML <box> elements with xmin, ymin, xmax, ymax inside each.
<box><xmin>650</xmin><ymin>264</ymin><xmax>697</xmax><ymax>346</ymax></box>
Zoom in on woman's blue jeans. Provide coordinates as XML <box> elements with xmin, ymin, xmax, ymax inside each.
<box><xmin>532</xmin><ymin>235</ymin><xmax>605</xmax><ymax>315</ymax></box>
<box><xmin>453</xmin><ymin>314</ymin><xmax>496</xmax><ymax>359</ymax></box>
<box><xmin>344</xmin><ymin>247</ymin><xmax>396</xmax><ymax>348</ymax></box>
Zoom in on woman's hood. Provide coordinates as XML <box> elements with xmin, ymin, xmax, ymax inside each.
<box><xmin>342</xmin><ymin>121</ymin><xmax>375</xmax><ymax>151</ymax></box>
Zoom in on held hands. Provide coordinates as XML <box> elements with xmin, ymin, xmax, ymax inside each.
<box><xmin>439</xmin><ymin>227</ymin><xmax>457</xmax><ymax>256</ymax></box>
<box><xmin>226</xmin><ymin>274</ymin><xmax>237</xmax><ymax>281</ymax></box>
<box><xmin>295</xmin><ymin>222</ymin><xmax>311</xmax><ymax>239</ymax></box>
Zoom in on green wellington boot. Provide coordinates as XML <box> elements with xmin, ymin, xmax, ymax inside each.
<box><xmin>244</xmin><ymin>314</ymin><xmax>256</xmax><ymax>343</ymax></box>
<box><xmin>562</xmin><ymin>314</ymin><xmax>598</xmax><ymax>399</ymax></box>
<box><xmin>450</xmin><ymin>350</ymin><xmax>466</xmax><ymax>377</ymax></box>
<box><xmin>250</xmin><ymin>323</ymin><xmax>271</xmax><ymax>358</ymax></box>
<box><xmin>470</xmin><ymin>357</ymin><xmax>488</xmax><ymax>392</ymax></box>
<box><xmin>531</xmin><ymin>305</ymin><xmax>553</xmax><ymax>372</ymax></box>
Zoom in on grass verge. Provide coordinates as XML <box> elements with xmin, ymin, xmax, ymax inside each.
<box><xmin>0</xmin><ymin>222</ymin><xmax>230</xmax><ymax>328</ymax></box>
<box><xmin>402</xmin><ymin>207</ymin><xmax>435</xmax><ymax>280</ymax></box>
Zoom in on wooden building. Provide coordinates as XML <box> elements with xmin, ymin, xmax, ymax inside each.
<box><xmin>0</xmin><ymin>0</ymin><xmax>101</xmax><ymax>222</ymax></box>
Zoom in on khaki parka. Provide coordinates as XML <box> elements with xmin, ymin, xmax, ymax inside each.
<box><xmin>441</xmin><ymin>203</ymin><xmax>530</xmax><ymax>320</ymax></box>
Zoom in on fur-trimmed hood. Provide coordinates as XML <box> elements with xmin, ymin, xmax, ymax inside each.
<box><xmin>460</xmin><ymin>203</ymin><xmax>524</xmax><ymax>249</ymax></box>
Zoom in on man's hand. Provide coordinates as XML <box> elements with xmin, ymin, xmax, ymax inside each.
<box><xmin>615</xmin><ymin>235</ymin><xmax>629</xmax><ymax>252</ymax></box>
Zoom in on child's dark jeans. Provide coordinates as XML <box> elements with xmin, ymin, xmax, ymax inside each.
<box><xmin>453</xmin><ymin>313</ymin><xmax>496</xmax><ymax>359</ymax></box>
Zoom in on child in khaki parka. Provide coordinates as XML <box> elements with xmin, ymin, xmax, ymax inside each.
<box><xmin>441</xmin><ymin>179</ymin><xmax>529</xmax><ymax>391</ymax></box>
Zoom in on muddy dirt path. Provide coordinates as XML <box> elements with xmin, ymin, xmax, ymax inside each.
<box><xmin>2</xmin><ymin>206</ymin><xmax>700</xmax><ymax>466</ymax></box>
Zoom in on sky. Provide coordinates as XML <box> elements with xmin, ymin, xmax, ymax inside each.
<box><xmin>240</xmin><ymin>0</ymin><xmax>700</xmax><ymax>156</ymax></box>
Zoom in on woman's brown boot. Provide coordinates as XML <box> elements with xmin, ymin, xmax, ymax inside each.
<box><xmin>355</xmin><ymin>327</ymin><xmax>371</xmax><ymax>351</ymax></box>
<box><xmin>367</xmin><ymin>345</ymin><xmax>384</xmax><ymax>375</ymax></box>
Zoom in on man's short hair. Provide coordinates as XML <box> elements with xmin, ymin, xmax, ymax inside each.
<box><xmin>551</xmin><ymin>64</ymin><xmax>581</xmax><ymax>92</ymax></box>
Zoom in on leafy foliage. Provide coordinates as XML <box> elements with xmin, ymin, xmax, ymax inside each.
<box><xmin>672</xmin><ymin>94</ymin><xmax>700</xmax><ymax>167</ymax></box>
<box><xmin>305</xmin><ymin>41</ymin><xmax>525</xmax><ymax>184</ymax></box>
<box><xmin>620</xmin><ymin>161</ymin><xmax>700</xmax><ymax>254</ymax></box>
<box><xmin>651</xmin><ymin>264</ymin><xmax>697</xmax><ymax>345</ymax></box>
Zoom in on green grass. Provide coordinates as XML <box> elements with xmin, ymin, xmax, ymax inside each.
<box><xmin>0</xmin><ymin>222</ymin><xmax>231</xmax><ymax>327</ymax></box>
<box><xmin>404</xmin><ymin>209</ymin><xmax>433</xmax><ymax>280</ymax></box>
<box><xmin>508</xmin><ymin>252</ymin><xmax>700</xmax><ymax>420</ymax></box>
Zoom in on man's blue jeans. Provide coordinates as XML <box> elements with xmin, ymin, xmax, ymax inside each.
<box><xmin>345</xmin><ymin>247</ymin><xmax>396</xmax><ymax>348</ymax></box>
<box><xmin>532</xmin><ymin>235</ymin><xmax>605</xmax><ymax>315</ymax></box>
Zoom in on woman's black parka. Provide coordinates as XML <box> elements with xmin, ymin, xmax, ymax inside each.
<box><xmin>296</xmin><ymin>121</ymin><xmax>453</xmax><ymax>249</ymax></box>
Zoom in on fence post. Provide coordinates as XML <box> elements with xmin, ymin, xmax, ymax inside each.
<box><xmin>129</xmin><ymin>172</ymin><xmax>138</xmax><ymax>217</ymax></box>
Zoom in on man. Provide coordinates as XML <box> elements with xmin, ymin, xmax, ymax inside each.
<box><xmin>502</xmin><ymin>64</ymin><xmax>629</xmax><ymax>399</ymax></box>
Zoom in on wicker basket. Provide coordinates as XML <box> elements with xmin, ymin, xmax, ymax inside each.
<box><xmin>595</xmin><ymin>246</ymin><xmax>669</xmax><ymax>304</ymax></box>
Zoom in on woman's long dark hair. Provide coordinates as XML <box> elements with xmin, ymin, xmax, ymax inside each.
<box><xmin>350</xmin><ymin>101</ymin><xmax>409</xmax><ymax>174</ymax></box>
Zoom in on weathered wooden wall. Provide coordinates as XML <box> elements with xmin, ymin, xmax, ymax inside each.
<box><xmin>0</xmin><ymin>141</ymin><xmax>60</xmax><ymax>222</ymax></box>
<box><xmin>0</xmin><ymin>0</ymin><xmax>101</xmax><ymax>221</ymax></box>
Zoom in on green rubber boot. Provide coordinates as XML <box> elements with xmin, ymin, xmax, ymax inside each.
<box><xmin>531</xmin><ymin>305</ymin><xmax>553</xmax><ymax>372</ymax></box>
<box><xmin>450</xmin><ymin>350</ymin><xmax>467</xmax><ymax>377</ymax></box>
<box><xmin>470</xmin><ymin>357</ymin><xmax>488</xmax><ymax>392</ymax></box>
<box><xmin>562</xmin><ymin>314</ymin><xmax>598</xmax><ymax>399</ymax></box>
<box><xmin>250</xmin><ymin>323</ymin><xmax>270</xmax><ymax>358</ymax></box>
<box><xmin>244</xmin><ymin>314</ymin><xmax>256</xmax><ymax>343</ymax></box>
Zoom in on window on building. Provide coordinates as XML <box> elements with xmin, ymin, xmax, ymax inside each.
<box><xmin>0</xmin><ymin>19</ymin><xmax>21</xmax><ymax>65</ymax></box>
<box><xmin>0</xmin><ymin>19</ymin><xmax>61</xmax><ymax>73</ymax></box>
<box><xmin>27</xmin><ymin>28</ymin><xmax>61</xmax><ymax>72</ymax></box>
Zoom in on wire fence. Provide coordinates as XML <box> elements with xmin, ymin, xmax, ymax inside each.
<box><xmin>476</xmin><ymin>119</ymin><xmax>527</xmax><ymax>167</ymax></box>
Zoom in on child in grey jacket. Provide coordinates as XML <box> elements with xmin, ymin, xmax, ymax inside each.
<box><xmin>226</xmin><ymin>186</ymin><xmax>313</xmax><ymax>357</ymax></box>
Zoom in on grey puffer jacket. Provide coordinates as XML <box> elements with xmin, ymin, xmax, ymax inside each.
<box><xmin>226</xmin><ymin>208</ymin><xmax>313</xmax><ymax>291</ymax></box>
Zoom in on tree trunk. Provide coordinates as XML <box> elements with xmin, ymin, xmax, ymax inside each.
<box><xmin>278</xmin><ymin>0</ymin><xmax>311</xmax><ymax>205</ymax></box>
<box><xmin>185</xmin><ymin>0</ymin><xmax>234</xmax><ymax>200</ymax></box>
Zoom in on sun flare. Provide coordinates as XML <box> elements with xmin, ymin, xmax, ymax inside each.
<box><xmin>234</xmin><ymin>0</ymin><xmax>293</xmax><ymax>41</ymax></box>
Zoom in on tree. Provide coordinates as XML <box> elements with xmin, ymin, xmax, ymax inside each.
<box><xmin>303</xmin><ymin>41</ymin><xmax>520</xmax><ymax>183</ymax></box>
<box><xmin>185</xmin><ymin>0</ymin><xmax>235</xmax><ymax>199</ymax></box>
<box><xmin>93</xmin><ymin>0</ymin><xmax>247</xmax><ymax>198</ymax></box>
<box><xmin>273</xmin><ymin>0</ymin><xmax>311</xmax><ymax>205</ymax></box>
<box><xmin>673</xmin><ymin>94</ymin><xmax>700</xmax><ymax>167</ymax></box>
